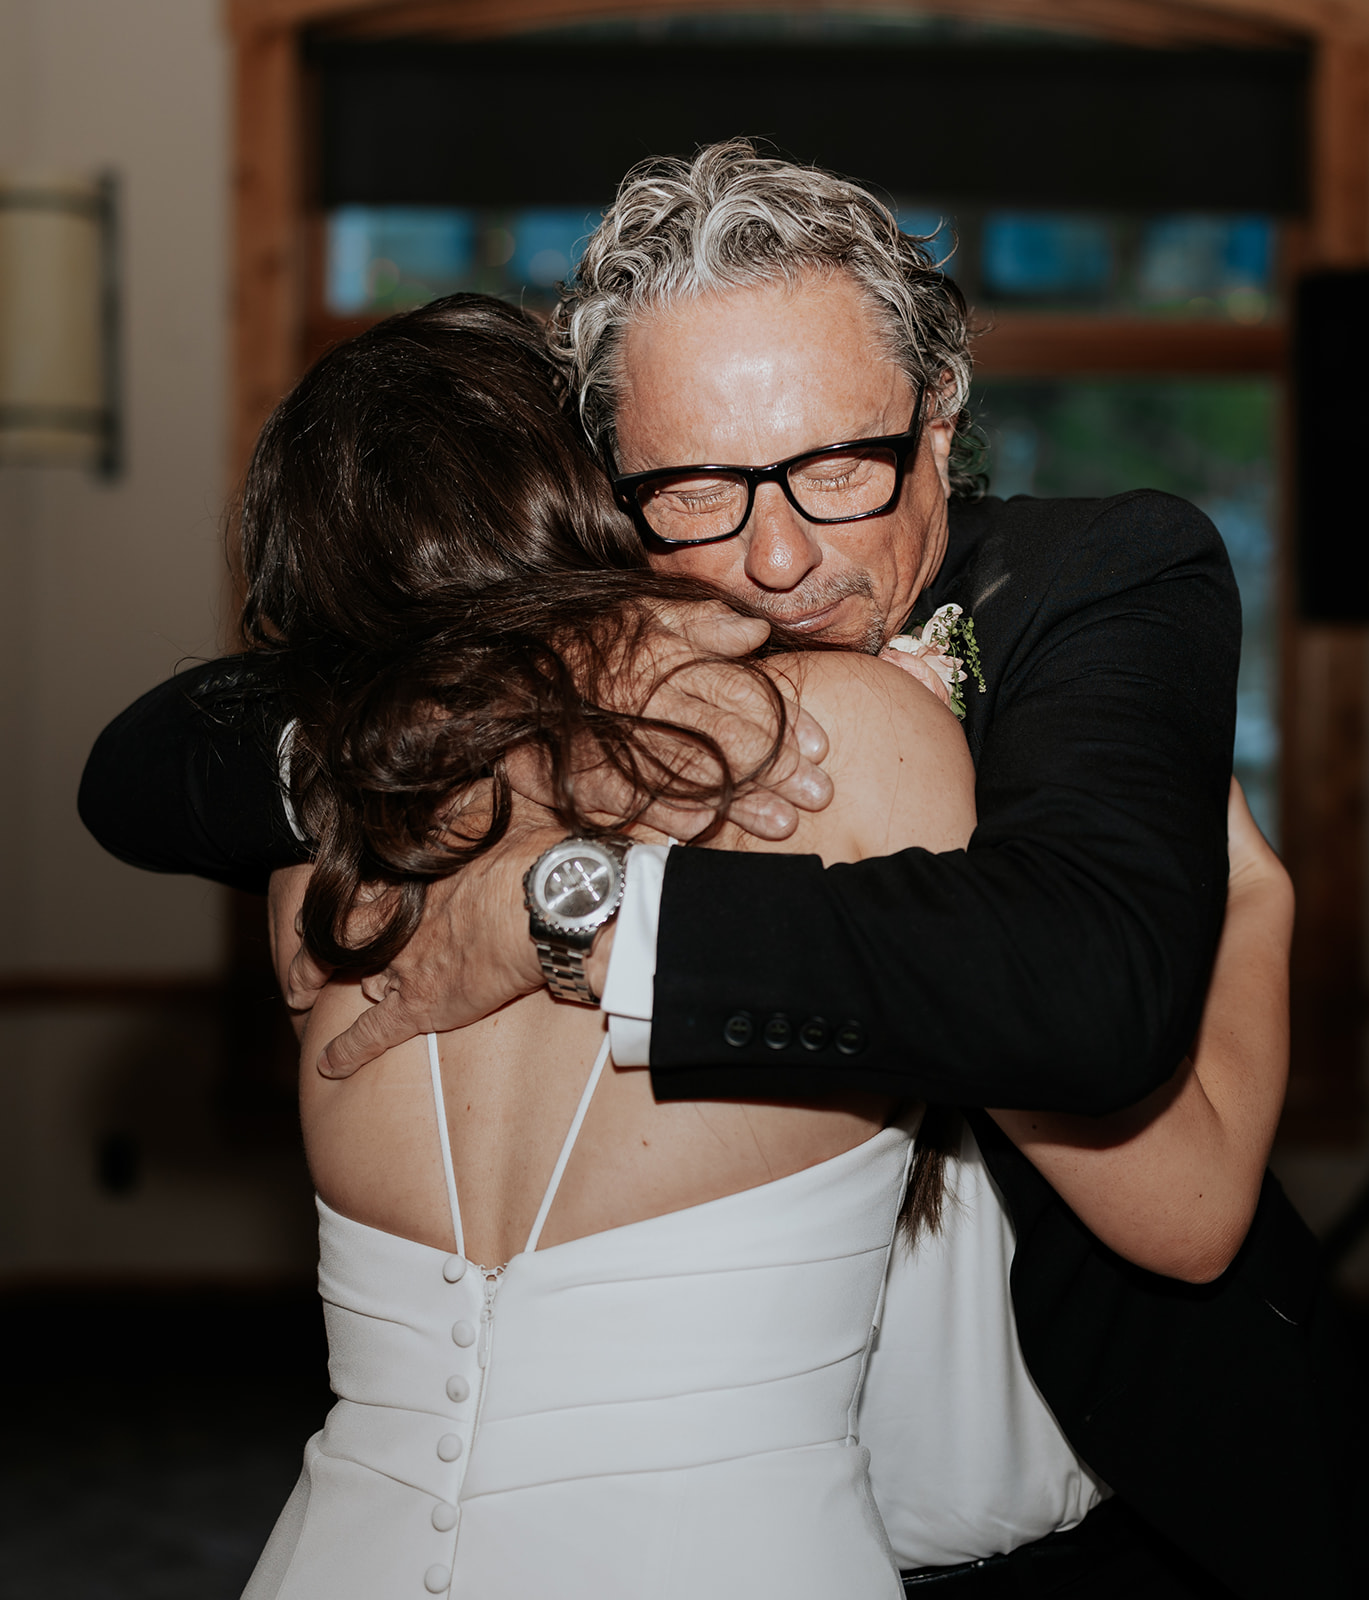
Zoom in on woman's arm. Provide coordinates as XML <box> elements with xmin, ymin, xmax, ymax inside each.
<box><xmin>991</xmin><ymin>782</ymin><xmax>1292</xmax><ymax>1283</ymax></box>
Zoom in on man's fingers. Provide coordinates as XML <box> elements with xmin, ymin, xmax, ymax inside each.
<box><xmin>668</xmin><ymin>600</ymin><xmax>770</xmax><ymax>659</ymax></box>
<box><xmin>725</xmin><ymin>792</ymin><xmax>801</xmax><ymax>840</ymax></box>
<box><xmin>793</xmin><ymin>705</ymin><xmax>830</xmax><ymax>764</ymax></box>
<box><xmin>504</xmin><ymin>744</ymin><xmax>554</xmax><ymax>807</ymax></box>
<box><xmin>286</xmin><ymin>945</ymin><xmax>334</xmax><ymax>1012</ymax></box>
<box><xmin>760</xmin><ymin>752</ymin><xmax>834</xmax><ymax>814</ymax></box>
<box><xmin>317</xmin><ymin>995</ymin><xmax>420</xmax><ymax>1079</ymax></box>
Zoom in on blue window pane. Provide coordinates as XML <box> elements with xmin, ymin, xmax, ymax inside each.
<box><xmin>324</xmin><ymin>206</ymin><xmax>601</xmax><ymax>315</ymax></box>
<box><xmin>1137</xmin><ymin>215</ymin><xmax>1274</xmax><ymax>320</ymax></box>
<box><xmin>326</xmin><ymin>207</ymin><xmax>476</xmax><ymax>314</ymax></box>
<box><xmin>508</xmin><ymin>208</ymin><xmax>599</xmax><ymax>289</ymax></box>
<box><xmin>896</xmin><ymin>208</ymin><xmax>950</xmax><ymax>244</ymax></box>
<box><xmin>982</xmin><ymin>214</ymin><xmax>1112</xmax><ymax>299</ymax></box>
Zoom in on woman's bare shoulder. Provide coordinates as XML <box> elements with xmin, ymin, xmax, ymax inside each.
<box><xmin>768</xmin><ymin>650</ymin><xmax>969</xmax><ymax>771</ymax></box>
<box><xmin>758</xmin><ymin>650</ymin><xmax>976</xmax><ymax>863</ymax></box>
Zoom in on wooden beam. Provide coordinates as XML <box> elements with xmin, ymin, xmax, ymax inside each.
<box><xmin>310</xmin><ymin>0</ymin><xmax>1304</xmax><ymax>51</ymax></box>
<box><xmin>0</xmin><ymin>975</ymin><xmax>226</xmax><ymax>1008</ymax></box>
<box><xmin>231</xmin><ymin>23</ymin><xmax>303</xmax><ymax>489</ymax></box>
<box><xmin>231</xmin><ymin>0</ymin><xmax>1369</xmax><ymax>48</ymax></box>
<box><xmin>1312</xmin><ymin>33</ymin><xmax>1369</xmax><ymax>262</ymax></box>
<box><xmin>1280</xmin><ymin>30</ymin><xmax>1369</xmax><ymax>1139</ymax></box>
<box><xmin>974</xmin><ymin>315</ymin><xmax>1285</xmax><ymax>374</ymax></box>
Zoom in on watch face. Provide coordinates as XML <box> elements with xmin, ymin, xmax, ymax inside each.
<box><xmin>545</xmin><ymin>854</ymin><xmax>614</xmax><ymax>919</ymax></box>
<box><xmin>532</xmin><ymin>841</ymin><xmax>625</xmax><ymax>932</ymax></box>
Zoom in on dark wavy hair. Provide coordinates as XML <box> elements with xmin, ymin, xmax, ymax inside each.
<box><xmin>238</xmin><ymin>294</ymin><xmax>790</xmax><ymax>974</ymax></box>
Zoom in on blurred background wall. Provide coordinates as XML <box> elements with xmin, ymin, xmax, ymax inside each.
<box><xmin>0</xmin><ymin>0</ymin><xmax>314</xmax><ymax>1287</ymax></box>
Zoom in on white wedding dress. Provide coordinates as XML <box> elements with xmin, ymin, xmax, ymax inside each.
<box><xmin>243</xmin><ymin>1033</ymin><xmax>910</xmax><ymax>1599</ymax></box>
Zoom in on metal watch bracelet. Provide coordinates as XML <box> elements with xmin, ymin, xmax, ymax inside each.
<box><xmin>533</xmin><ymin>937</ymin><xmax>601</xmax><ymax>1005</ymax></box>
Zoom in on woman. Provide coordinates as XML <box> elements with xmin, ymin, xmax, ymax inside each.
<box><xmin>240</xmin><ymin>296</ymin><xmax>1290</xmax><ymax>1599</ymax></box>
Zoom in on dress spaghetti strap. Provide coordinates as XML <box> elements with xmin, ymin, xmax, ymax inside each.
<box><xmin>426</xmin><ymin>1032</ymin><xmax>465</xmax><ymax>1258</ymax></box>
<box><xmin>524</xmin><ymin>1031</ymin><xmax>613</xmax><ymax>1254</ymax></box>
<box><xmin>425</xmin><ymin>1027</ymin><xmax>614</xmax><ymax>1263</ymax></box>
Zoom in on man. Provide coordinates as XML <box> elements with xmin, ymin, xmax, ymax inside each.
<box><xmin>81</xmin><ymin>144</ymin><xmax>1360</xmax><ymax>1594</ymax></box>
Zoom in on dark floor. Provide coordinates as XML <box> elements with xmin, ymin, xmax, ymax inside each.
<box><xmin>1</xmin><ymin>1289</ymin><xmax>332</xmax><ymax>1600</ymax></box>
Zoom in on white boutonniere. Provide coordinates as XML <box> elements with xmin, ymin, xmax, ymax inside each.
<box><xmin>879</xmin><ymin>604</ymin><xmax>986</xmax><ymax>721</ymax></box>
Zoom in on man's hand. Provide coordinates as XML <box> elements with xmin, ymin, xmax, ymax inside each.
<box><xmin>508</xmin><ymin>600</ymin><xmax>832</xmax><ymax>841</ymax></box>
<box><xmin>313</xmin><ymin>816</ymin><xmax>565</xmax><ymax>1079</ymax></box>
<box><xmin>269</xmin><ymin>864</ymin><xmax>327</xmax><ymax>1038</ymax></box>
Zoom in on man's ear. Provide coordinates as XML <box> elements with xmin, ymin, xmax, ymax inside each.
<box><xmin>926</xmin><ymin>415</ymin><xmax>955</xmax><ymax>499</ymax></box>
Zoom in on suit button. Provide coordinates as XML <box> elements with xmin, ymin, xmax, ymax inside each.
<box><xmin>799</xmin><ymin>1016</ymin><xmax>829</xmax><ymax>1051</ymax></box>
<box><xmin>723</xmin><ymin>1012</ymin><xmax>754</xmax><ymax>1048</ymax></box>
<box><xmin>835</xmin><ymin>1020</ymin><xmax>866</xmax><ymax>1056</ymax></box>
<box><xmin>763</xmin><ymin>1013</ymin><xmax>792</xmax><ymax>1050</ymax></box>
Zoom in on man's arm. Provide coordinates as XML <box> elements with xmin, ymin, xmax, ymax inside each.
<box><xmin>649</xmin><ymin>492</ymin><xmax>1239</xmax><ymax>1115</ymax></box>
<box><xmin>78</xmin><ymin>656</ymin><xmax>308</xmax><ymax>895</ymax></box>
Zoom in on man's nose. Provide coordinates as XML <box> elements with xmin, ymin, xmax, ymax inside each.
<box><xmin>741</xmin><ymin>483</ymin><xmax>824</xmax><ymax>592</ymax></box>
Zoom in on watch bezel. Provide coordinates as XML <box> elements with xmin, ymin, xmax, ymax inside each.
<box><xmin>524</xmin><ymin>837</ymin><xmax>629</xmax><ymax>939</ymax></box>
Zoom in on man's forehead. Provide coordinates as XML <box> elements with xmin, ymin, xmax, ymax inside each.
<box><xmin>615</xmin><ymin>275</ymin><xmax>910</xmax><ymax>454</ymax></box>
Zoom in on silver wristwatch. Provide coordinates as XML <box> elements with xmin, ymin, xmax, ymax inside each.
<box><xmin>523</xmin><ymin>835</ymin><xmax>631</xmax><ymax>1004</ymax></box>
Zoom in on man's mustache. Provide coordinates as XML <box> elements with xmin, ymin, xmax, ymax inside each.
<box><xmin>737</xmin><ymin>572</ymin><xmax>887</xmax><ymax>653</ymax></box>
<box><xmin>741</xmin><ymin>572</ymin><xmax>878</xmax><ymax>628</ymax></box>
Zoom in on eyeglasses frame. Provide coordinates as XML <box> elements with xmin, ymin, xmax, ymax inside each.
<box><xmin>607</xmin><ymin>381</ymin><xmax>929</xmax><ymax>549</ymax></box>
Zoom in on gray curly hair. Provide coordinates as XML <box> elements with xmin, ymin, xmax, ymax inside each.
<box><xmin>549</xmin><ymin>139</ymin><xmax>983</xmax><ymax>498</ymax></box>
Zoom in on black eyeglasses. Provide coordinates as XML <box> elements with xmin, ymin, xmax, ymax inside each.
<box><xmin>608</xmin><ymin>384</ymin><xmax>927</xmax><ymax>549</ymax></box>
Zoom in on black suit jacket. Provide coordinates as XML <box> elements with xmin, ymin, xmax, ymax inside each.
<box><xmin>78</xmin><ymin>491</ymin><xmax>1363</xmax><ymax>1594</ymax></box>
<box><xmin>651</xmin><ymin>489</ymin><xmax>1237</xmax><ymax>1113</ymax></box>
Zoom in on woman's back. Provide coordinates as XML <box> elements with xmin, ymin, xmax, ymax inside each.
<box><xmin>299</xmin><ymin>651</ymin><xmax>972</xmax><ymax>1265</ymax></box>
<box><xmin>246</xmin><ymin>655</ymin><xmax>974</xmax><ymax>1600</ymax></box>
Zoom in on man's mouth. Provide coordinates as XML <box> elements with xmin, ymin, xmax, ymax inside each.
<box><xmin>779</xmin><ymin>599</ymin><xmax>847</xmax><ymax>633</ymax></box>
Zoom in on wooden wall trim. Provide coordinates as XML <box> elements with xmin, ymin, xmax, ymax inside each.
<box><xmin>306</xmin><ymin>0</ymin><xmax>1303</xmax><ymax>49</ymax></box>
<box><xmin>1278</xmin><ymin>31</ymin><xmax>1369</xmax><ymax>1138</ymax></box>
<box><xmin>230</xmin><ymin>0</ymin><xmax>1368</xmax><ymax>47</ymax></box>
<box><xmin>0</xmin><ymin>976</ymin><xmax>226</xmax><ymax>1008</ymax></box>
<box><xmin>231</xmin><ymin>22</ymin><xmax>303</xmax><ymax>491</ymax></box>
<box><xmin>975</xmin><ymin>317</ymin><xmax>1285</xmax><ymax>375</ymax></box>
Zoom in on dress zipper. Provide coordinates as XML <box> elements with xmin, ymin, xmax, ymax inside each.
<box><xmin>477</xmin><ymin>1266</ymin><xmax>503</xmax><ymax>1370</ymax></box>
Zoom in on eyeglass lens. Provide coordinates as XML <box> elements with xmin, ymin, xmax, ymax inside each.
<box><xmin>633</xmin><ymin>443</ymin><xmax>901</xmax><ymax>543</ymax></box>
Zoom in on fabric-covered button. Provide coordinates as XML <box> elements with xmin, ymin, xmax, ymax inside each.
<box><xmin>763</xmin><ymin>1013</ymin><xmax>792</xmax><ymax>1050</ymax></box>
<box><xmin>446</xmin><ymin>1374</ymin><xmax>470</xmax><ymax>1404</ymax></box>
<box><xmin>799</xmin><ymin>1016</ymin><xmax>829</xmax><ymax>1051</ymax></box>
<box><xmin>723</xmin><ymin>1012</ymin><xmax>753</xmax><ymax>1048</ymax></box>
<box><xmin>424</xmin><ymin>1563</ymin><xmax>451</xmax><ymax>1593</ymax></box>
<box><xmin>451</xmin><ymin>1320</ymin><xmax>476</xmax><ymax>1347</ymax></box>
<box><xmin>442</xmin><ymin>1255</ymin><xmax>467</xmax><ymax>1283</ymax></box>
<box><xmin>437</xmin><ymin>1433</ymin><xmax>463</xmax><ymax>1462</ymax></box>
<box><xmin>431</xmin><ymin>1501</ymin><xmax>459</xmax><ymax>1533</ymax></box>
<box><xmin>835</xmin><ymin>1020</ymin><xmax>866</xmax><ymax>1056</ymax></box>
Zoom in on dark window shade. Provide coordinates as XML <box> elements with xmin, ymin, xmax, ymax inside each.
<box><xmin>311</xmin><ymin>40</ymin><xmax>1308</xmax><ymax>214</ymax></box>
<box><xmin>1293</xmin><ymin>271</ymin><xmax>1369</xmax><ymax>623</ymax></box>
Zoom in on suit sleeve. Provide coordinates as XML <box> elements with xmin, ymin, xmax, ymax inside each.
<box><xmin>648</xmin><ymin>493</ymin><xmax>1239</xmax><ymax>1115</ymax></box>
<box><xmin>78</xmin><ymin>655</ymin><xmax>309</xmax><ymax>895</ymax></box>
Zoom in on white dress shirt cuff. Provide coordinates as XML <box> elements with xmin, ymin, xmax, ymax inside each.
<box><xmin>277</xmin><ymin>718</ymin><xmax>307</xmax><ymax>843</ymax></box>
<box><xmin>601</xmin><ymin>842</ymin><xmax>671</xmax><ymax>1067</ymax></box>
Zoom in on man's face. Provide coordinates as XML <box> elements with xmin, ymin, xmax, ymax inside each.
<box><xmin>615</xmin><ymin>272</ymin><xmax>953</xmax><ymax>651</ymax></box>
